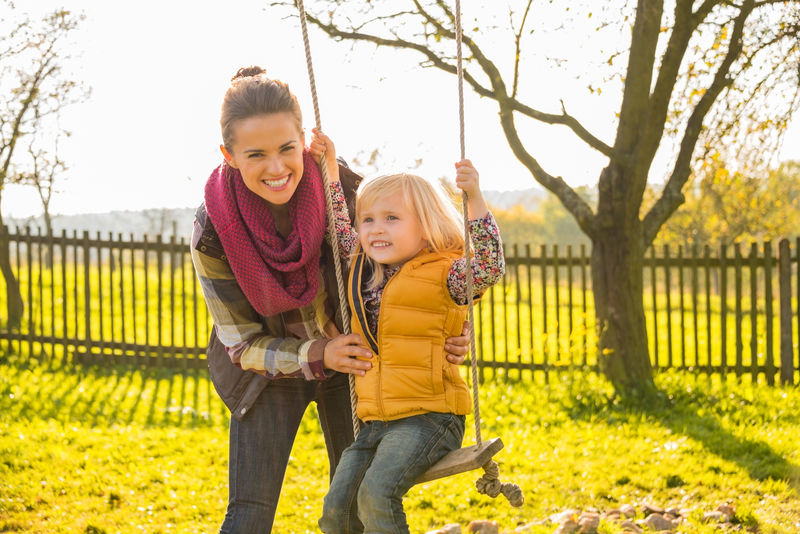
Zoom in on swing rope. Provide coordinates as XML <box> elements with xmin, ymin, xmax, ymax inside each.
<box><xmin>295</xmin><ymin>0</ymin><xmax>360</xmax><ymax>441</ymax></box>
<box><xmin>294</xmin><ymin>0</ymin><xmax>522</xmax><ymax>507</ymax></box>
<box><xmin>454</xmin><ymin>0</ymin><xmax>523</xmax><ymax>507</ymax></box>
<box><xmin>454</xmin><ymin>0</ymin><xmax>482</xmax><ymax>450</ymax></box>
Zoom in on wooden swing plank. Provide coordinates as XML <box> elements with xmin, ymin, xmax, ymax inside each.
<box><xmin>416</xmin><ymin>437</ymin><xmax>504</xmax><ymax>484</ymax></box>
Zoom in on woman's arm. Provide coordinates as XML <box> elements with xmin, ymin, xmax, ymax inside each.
<box><xmin>191</xmin><ymin>222</ymin><xmax>327</xmax><ymax>379</ymax></box>
<box><xmin>192</xmin><ymin>218</ymin><xmax>372</xmax><ymax>377</ymax></box>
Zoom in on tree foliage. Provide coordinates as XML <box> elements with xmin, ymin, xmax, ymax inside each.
<box><xmin>294</xmin><ymin>0</ymin><xmax>800</xmax><ymax>391</ymax></box>
<box><xmin>655</xmin><ymin>159</ymin><xmax>800</xmax><ymax>247</ymax></box>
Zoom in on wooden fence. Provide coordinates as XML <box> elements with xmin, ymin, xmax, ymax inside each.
<box><xmin>0</xmin><ymin>226</ymin><xmax>798</xmax><ymax>384</ymax></box>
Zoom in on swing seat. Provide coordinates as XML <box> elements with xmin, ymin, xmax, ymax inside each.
<box><xmin>416</xmin><ymin>437</ymin><xmax>504</xmax><ymax>483</ymax></box>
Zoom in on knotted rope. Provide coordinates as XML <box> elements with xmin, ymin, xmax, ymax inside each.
<box><xmin>475</xmin><ymin>460</ymin><xmax>525</xmax><ymax>507</ymax></box>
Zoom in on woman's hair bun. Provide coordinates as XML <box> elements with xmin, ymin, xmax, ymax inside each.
<box><xmin>232</xmin><ymin>66</ymin><xmax>267</xmax><ymax>81</ymax></box>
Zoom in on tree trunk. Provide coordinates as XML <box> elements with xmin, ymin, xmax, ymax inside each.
<box><xmin>591</xmin><ymin>168</ymin><xmax>654</xmax><ymax>392</ymax></box>
<box><xmin>0</xmin><ymin>223</ymin><xmax>23</xmax><ymax>330</ymax></box>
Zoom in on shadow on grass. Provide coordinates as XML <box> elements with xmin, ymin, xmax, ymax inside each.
<box><xmin>145</xmin><ymin>369</ymin><xmax>164</xmax><ymax>426</ymax></box>
<box><xmin>0</xmin><ymin>358</ymin><xmax>224</xmax><ymax>429</ymax></box>
<box><xmin>560</xmin><ymin>373</ymin><xmax>800</xmax><ymax>489</ymax></box>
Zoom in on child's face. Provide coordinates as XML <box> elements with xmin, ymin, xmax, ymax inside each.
<box><xmin>358</xmin><ymin>192</ymin><xmax>428</xmax><ymax>269</ymax></box>
<box><xmin>223</xmin><ymin>112</ymin><xmax>304</xmax><ymax>206</ymax></box>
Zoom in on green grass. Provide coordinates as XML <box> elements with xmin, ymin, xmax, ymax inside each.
<box><xmin>2</xmin><ymin>356</ymin><xmax>799</xmax><ymax>533</ymax></box>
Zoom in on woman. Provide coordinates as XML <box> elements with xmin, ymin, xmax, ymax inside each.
<box><xmin>191</xmin><ymin>66</ymin><xmax>469</xmax><ymax>533</ymax></box>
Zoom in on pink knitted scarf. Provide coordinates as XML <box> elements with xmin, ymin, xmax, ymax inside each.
<box><xmin>204</xmin><ymin>149</ymin><xmax>326</xmax><ymax>317</ymax></box>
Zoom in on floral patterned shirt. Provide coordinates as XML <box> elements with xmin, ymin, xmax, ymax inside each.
<box><xmin>329</xmin><ymin>181</ymin><xmax>505</xmax><ymax>336</ymax></box>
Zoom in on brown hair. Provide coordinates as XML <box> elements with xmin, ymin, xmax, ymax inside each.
<box><xmin>220</xmin><ymin>66</ymin><xmax>303</xmax><ymax>151</ymax></box>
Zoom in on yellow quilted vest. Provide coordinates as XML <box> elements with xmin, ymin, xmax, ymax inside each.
<box><xmin>348</xmin><ymin>249</ymin><xmax>472</xmax><ymax>422</ymax></box>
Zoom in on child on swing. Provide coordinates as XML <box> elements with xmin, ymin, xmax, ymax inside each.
<box><xmin>311</xmin><ymin>130</ymin><xmax>505</xmax><ymax>534</ymax></box>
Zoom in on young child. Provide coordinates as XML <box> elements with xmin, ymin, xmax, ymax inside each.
<box><xmin>311</xmin><ymin>130</ymin><xmax>505</xmax><ymax>533</ymax></box>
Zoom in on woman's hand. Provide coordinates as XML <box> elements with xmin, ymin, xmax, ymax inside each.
<box><xmin>444</xmin><ymin>321</ymin><xmax>471</xmax><ymax>365</ymax></box>
<box><xmin>323</xmin><ymin>333</ymin><xmax>373</xmax><ymax>375</ymax></box>
<box><xmin>309</xmin><ymin>128</ymin><xmax>340</xmax><ymax>183</ymax></box>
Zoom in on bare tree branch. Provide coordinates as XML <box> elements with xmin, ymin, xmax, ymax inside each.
<box><xmin>643</xmin><ymin>0</ymin><xmax>755</xmax><ymax>245</ymax></box>
<box><xmin>509</xmin><ymin>98</ymin><xmax>616</xmax><ymax>157</ymax></box>
<box><xmin>307</xmin><ymin>7</ymin><xmax>616</xmax><ymax>158</ymax></box>
<box><xmin>510</xmin><ymin>0</ymin><xmax>534</xmax><ymax>99</ymax></box>
<box><xmin>404</xmin><ymin>1</ymin><xmax>597</xmax><ymax>229</ymax></box>
<box><xmin>305</xmin><ymin>11</ymin><xmax>496</xmax><ymax>97</ymax></box>
<box><xmin>496</xmin><ymin>101</ymin><xmax>597</xmax><ymax>238</ymax></box>
<box><xmin>0</xmin><ymin>61</ymin><xmax>46</xmax><ymax>182</ymax></box>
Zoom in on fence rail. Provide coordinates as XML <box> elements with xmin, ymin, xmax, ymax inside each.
<box><xmin>1</xmin><ymin>226</ymin><xmax>798</xmax><ymax>384</ymax></box>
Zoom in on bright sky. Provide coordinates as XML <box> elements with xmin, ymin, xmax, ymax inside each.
<box><xmin>5</xmin><ymin>0</ymin><xmax>799</xmax><ymax>218</ymax></box>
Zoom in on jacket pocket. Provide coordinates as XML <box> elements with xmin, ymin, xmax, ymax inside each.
<box><xmin>207</xmin><ymin>330</ymin><xmax>265</xmax><ymax>418</ymax></box>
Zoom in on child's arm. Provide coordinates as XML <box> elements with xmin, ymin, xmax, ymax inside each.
<box><xmin>455</xmin><ymin>159</ymin><xmax>489</xmax><ymax>220</ymax></box>
<box><xmin>449</xmin><ymin>160</ymin><xmax>505</xmax><ymax>305</ymax></box>
<box><xmin>309</xmin><ymin>129</ymin><xmax>359</xmax><ymax>258</ymax></box>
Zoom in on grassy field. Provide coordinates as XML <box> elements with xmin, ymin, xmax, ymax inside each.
<box><xmin>1</xmin><ymin>356</ymin><xmax>799</xmax><ymax>533</ymax></box>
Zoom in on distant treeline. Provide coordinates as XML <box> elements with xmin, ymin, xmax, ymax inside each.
<box><xmin>7</xmin><ymin>160</ymin><xmax>799</xmax><ymax>251</ymax></box>
<box><xmin>492</xmin><ymin>160</ymin><xmax>800</xmax><ymax>250</ymax></box>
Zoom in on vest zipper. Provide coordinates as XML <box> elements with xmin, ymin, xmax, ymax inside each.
<box><xmin>375</xmin><ymin>271</ymin><xmax>401</xmax><ymax>420</ymax></box>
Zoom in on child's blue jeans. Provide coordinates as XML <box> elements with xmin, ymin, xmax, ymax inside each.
<box><xmin>319</xmin><ymin>412</ymin><xmax>465</xmax><ymax>534</ymax></box>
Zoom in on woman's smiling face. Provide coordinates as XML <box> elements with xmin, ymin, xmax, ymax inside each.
<box><xmin>222</xmin><ymin>112</ymin><xmax>304</xmax><ymax>206</ymax></box>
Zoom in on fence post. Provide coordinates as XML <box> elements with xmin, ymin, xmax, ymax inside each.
<box><xmin>526</xmin><ymin>243</ymin><xmax>535</xmax><ymax>376</ymax></box>
<box><xmin>97</xmin><ymin>231</ymin><xmax>107</xmax><ymax>366</ymax></box>
<box><xmin>719</xmin><ymin>244</ymin><xmax>728</xmax><ymax>377</ymax></box>
<box><xmin>566</xmin><ymin>244</ymin><xmax>574</xmax><ymax>368</ymax></box>
<box><xmin>678</xmin><ymin>245</ymin><xmax>686</xmax><ymax>368</ymax></box>
<box><xmin>764</xmin><ymin>241</ymin><xmax>775</xmax><ymax>385</ymax></box>
<box><xmin>553</xmin><ymin>244</ymin><xmax>560</xmax><ymax>375</ymax></box>
<box><xmin>513</xmin><ymin>243</ymin><xmax>522</xmax><ymax>380</ymax></box>
<box><xmin>664</xmin><ymin>244</ymin><xmax>673</xmax><ymax>368</ymax></box>
<box><xmin>649</xmin><ymin>246</ymin><xmax>659</xmax><ymax>369</ymax></box>
<box><xmin>502</xmin><ymin>243</ymin><xmax>510</xmax><ymax>382</ymax></box>
<box><xmin>25</xmin><ymin>227</ymin><xmax>34</xmax><ymax>361</ymax></box>
<box><xmin>540</xmin><ymin>244</ymin><xmax>548</xmax><ymax>383</ymax></box>
<box><xmin>749</xmin><ymin>242</ymin><xmax>759</xmax><ymax>382</ymax></box>
<box><xmin>580</xmin><ymin>243</ymin><xmax>588</xmax><ymax>369</ymax></box>
<box><xmin>157</xmin><ymin>233</ymin><xmax>165</xmax><ymax>367</ymax></box>
<box><xmin>778</xmin><ymin>239</ymin><xmax>793</xmax><ymax>385</ymax></box>
<box><xmin>0</xmin><ymin>225</ymin><xmax>9</xmax><ymax>339</ymax></box>
<box><xmin>703</xmin><ymin>245</ymin><xmax>712</xmax><ymax>372</ymax></box>
<box><xmin>60</xmin><ymin>229</ymin><xmax>68</xmax><ymax>366</ymax></box>
<box><xmin>82</xmin><ymin>231</ymin><xmax>91</xmax><ymax>364</ymax></box>
<box><xmin>734</xmin><ymin>243</ymin><xmax>744</xmax><ymax>376</ymax></box>
<box><xmin>796</xmin><ymin>238</ymin><xmax>800</xmax><ymax>384</ymax></box>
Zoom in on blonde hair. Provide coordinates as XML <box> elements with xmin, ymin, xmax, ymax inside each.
<box><xmin>356</xmin><ymin>173</ymin><xmax>465</xmax><ymax>289</ymax></box>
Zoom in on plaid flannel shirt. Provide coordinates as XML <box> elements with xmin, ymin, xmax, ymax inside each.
<box><xmin>191</xmin><ymin>217</ymin><xmax>333</xmax><ymax>381</ymax></box>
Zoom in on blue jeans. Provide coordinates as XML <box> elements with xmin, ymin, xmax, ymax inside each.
<box><xmin>319</xmin><ymin>412</ymin><xmax>465</xmax><ymax>534</ymax></box>
<box><xmin>219</xmin><ymin>372</ymin><xmax>355</xmax><ymax>534</ymax></box>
